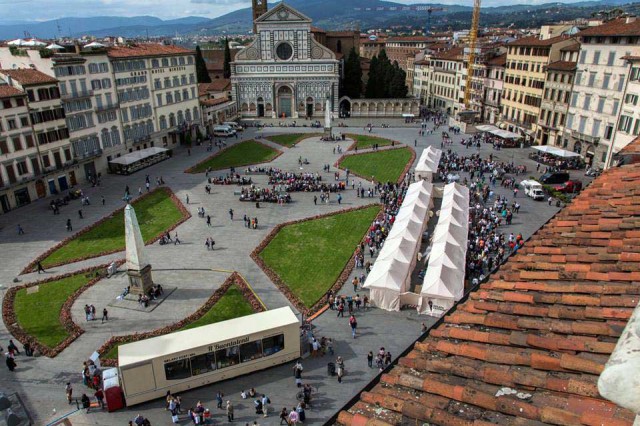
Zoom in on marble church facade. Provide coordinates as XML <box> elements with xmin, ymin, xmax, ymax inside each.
<box><xmin>231</xmin><ymin>3</ymin><xmax>340</xmax><ymax>119</ymax></box>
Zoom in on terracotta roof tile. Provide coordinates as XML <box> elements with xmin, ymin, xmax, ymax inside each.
<box><xmin>337</xmin><ymin>159</ymin><xmax>640</xmax><ymax>425</ymax></box>
<box><xmin>546</xmin><ymin>60</ymin><xmax>576</xmax><ymax>71</ymax></box>
<box><xmin>508</xmin><ymin>34</ymin><xmax>573</xmax><ymax>46</ymax></box>
<box><xmin>578</xmin><ymin>17</ymin><xmax>640</xmax><ymax>37</ymax></box>
<box><xmin>0</xmin><ymin>85</ymin><xmax>24</xmax><ymax>98</ymax></box>
<box><xmin>107</xmin><ymin>43</ymin><xmax>193</xmax><ymax>58</ymax></box>
<box><xmin>0</xmin><ymin>68</ymin><xmax>57</xmax><ymax>86</ymax></box>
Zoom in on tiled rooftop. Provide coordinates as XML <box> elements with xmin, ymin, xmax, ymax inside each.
<box><xmin>0</xmin><ymin>85</ymin><xmax>25</xmax><ymax>99</ymax></box>
<box><xmin>578</xmin><ymin>17</ymin><xmax>640</xmax><ymax>37</ymax></box>
<box><xmin>546</xmin><ymin>60</ymin><xmax>577</xmax><ymax>71</ymax></box>
<box><xmin>198</xmin><ymin>79</ymin><xmax>231</xmax><ymax>96</ymax></box>
<box><xmin>337</xmin><ymin>137</ymin><xmax>640</xmax><ymax>426</ymax></box>
<box><xmin>508</xmin><ymin>34</ymin><xmax>572</xmax><ymax>47</ymax></box>
<box><xmin>107</xmin><ymin>44</ymin><xmax>193</xmax><ymax>58</ymax></box>
<box><xmin>0</xmin><ymin>69</ymin><xmax>58</xmax><ymax>86</ymax></box>
<box><xmin>487</xmin><ymin>53</ymin><xmax>507</xmax><ymax>66</ymax></box>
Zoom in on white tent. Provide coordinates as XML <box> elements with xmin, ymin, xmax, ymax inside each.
<box><xmin>7</xmin><ymin>39</ymin><xmax>26</xmax><ymax>46</ymax></box>
<box><xmin>532</xmin><ymin>145</ymin><xmax>581</xmax><ymax>158</ymax></box>
<box><xmin>378</xmin><ymin>235</ymin><xmax>418</xmax><ymax>264</ymax></box>
<box><xmin>23</xmin><ymin>39</ymin><xmax>46</xmax><ymax>47</ymax></box>
<box><xmin>364</xmin><ymin>258</ymin><xmax>410</xmax><ymax>312</ymax></box>
<box><xmin>418</xmin><ymin>183</ymin><xmax>469</xmax><ymax>316</ymax></box>
<box><xmin>415</xmin><ymin>146</ymin><xmax>442</xmax><ymax>182</ymax></box>
<box><xmin>83</xmin><ymin>42</ymin><xmax>106</xmax><ymax>49</ymax></box>
<box><xmin>476</xmin><ymin>124</ymin><xmax>499</xmax><ymax>132</ymax></box>
<box><xmin>46</xmin><ymin>43</ymin><xmax>64</xmax><ymax>50</ymax></box>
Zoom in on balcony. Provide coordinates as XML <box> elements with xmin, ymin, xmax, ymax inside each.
<box><xmin>73</xmin><ymin>148</ymin><xmax>103</xmax><ymax>160</ymax></box>
<box><xmin>95</xmin><ymin>102</ymin><xmax>119</xmax><ymax>113</ymax></box>
<box><xmin>62</xmin><ymin>90</ymin><xmax>94</xmax><ymax>101</ymax></box>
<box><xmin>503</xmin><ymin>117</ymin><xmax>533</xmax><ymax>130</ymax></box>
<box><xmin>571</xmin><ymin>130</ymin><xmax>600</xmax><ymax>145</ymax></box>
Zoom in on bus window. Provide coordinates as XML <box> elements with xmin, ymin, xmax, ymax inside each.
<box><xmin>262</xmin><ymin>334</ymin><xmax>285</xmax><ymax>356</ymax></box>
<box><xmin>190</xmin><ymin>352</ymin><xmax>216</xmax><ymax>376</ymax></box>
<box><xmin>215</xmin><ymin>347</ymin><xmax>240</xmax><ymax>369</ymax></box>
<box><xmin>240</xmin><ymin>340</ymin><xmax>263</xmax><ymax>362</ymax></box>
<box><xmin>165</xmin><ymin>359</ymin><xmax>191</xmax><ymax>380</ymax></box>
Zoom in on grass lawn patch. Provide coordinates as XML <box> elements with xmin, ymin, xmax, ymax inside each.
<box><xmin>102</xmin><ymin>284</ymin><xmax>256</xmax><ymax>360</ymax></box>
<box><xmin>14</xmin><ymin>273</ymin><xmax>90</xmax><ymax>349</ymax></box>
<box><xmin>188</xmin><ymin>140</ymin><xmax>280</xmax><ymax>173</ymax></box>
<box><xmin>258</xmin><ymin>205</ymin><xmax>380</xmax><ymax>308</ymax></box>
<box><xmin>348</xmin><ymin>134</ymin><xmax>394</xmax><ymax>149</ymax></box>
<box><xmin>266</xmin><ymin>133</ymin><xmax>319</xmax><ymax>147</ymax></box>
<box><xmin>339</xmin><ymin>148</ymin><xmax>413</xmax><ymax>183</ymax></box>
<box><xmin>41</xmin><ymin>189</ymin><xmax>184</xmax><ymax>268</ymax></box>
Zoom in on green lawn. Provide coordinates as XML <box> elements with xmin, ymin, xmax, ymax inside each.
<box><xmin>14</xmin><ymin>273</ymin><xmax>91</xmax><ymax>349</ymax></box>
<box><xmin>103</xmin><ymin>285</ymin><xmax>255</xmax><ymax>360</ymax></box>
<box><xmin>190</xmin><ymin>140</ymin><xmax>279</xmax><ymax>172</ymax></box>
<box><xmin>266</xmin><ymin>133</ymin><xmax>318</xmax><ymax>147</ymax></box>
<box><xmin>41</xmin><ymin>190</ymin><xmax>184</xmax><ymax>268</ymax></box>
<box><xmin>259</xmin><ymin>206</ymin><xmax>380</xmax><ymax>308</ymax></box>
<box><xmin>348</xmin><ymin>134</ymin><xmax>394</xmax><ymax>149</ymax></box>
<box><xmin>339</xmin><ymin>148</ymin><xmax>413</xmax><ymax>183</ymax></box>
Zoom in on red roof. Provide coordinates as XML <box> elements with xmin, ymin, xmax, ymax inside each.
<box><xmin>434</xmin><ymin>46</ymin><xmax>464</xmax><ymax>61</ymax></box>
<box><xmin>578</xmin><ymin>17</ymin><xmax>640</xmax><ymax>37</ymax></box>
<box><xmin>198</xmin><ymin>79</ymin><xmax>231</xmax><ymax>96</ymax></box>
<box><xmin>107</xmin><ymin>44</ymin><xmax>193</xmax><ymax>58</ymax></box>
<box><xmin>337</xmin><ymin>158</ymin><xmax>640</xmax><ymax>425</ymax></box>
<box><xmin>547</xmin><ymin>60</ymin><xmax>577</xmax><ymax>71</ymax></box>
<box><xmin>487</xmin><ymin>53</ymin><xmax>507</xmax><ymax>66</ymax></box>
<box><xmin>508</xmin><ymin>34</ymin><xmax>573</xmax><ymax>46</ymax></box>
<box><xmin>200</xmin><ymin>97</ymin><xmax>230</xmax><ymax>107</ymax></box>
<box><xmin>0</xmin><ymin>68</ymin><xmax>58</xmax><ymax>86</ymax></box>
<box><xmin>0</xmin><ymin>85</ymin><xmax>24</xmax><ymax>99</ymax></box>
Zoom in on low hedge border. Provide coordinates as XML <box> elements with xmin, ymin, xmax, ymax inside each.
<box><xmin>2</xmin><ymin>261</ymin><xmax>125</xmax><ymax>358</ymax></box>
<box><xmin>97</xmin><ymin>272</ymin><xmax>265</xmax><ymax>366</ymax></box>
<box><xmin>334</xmin><ymin>146</ymin><xmax>417</xmax><ymax>185</ymax></box>
<box><xmin>21</xmin><ymin>187</ymin><xmax>190</xmax><ymax>275</ymax></box>
<box><xmin>265</xmin><ymin>133</ymin><xmax>322</xmax><ymax>147</ymax></box>
<box><xmin>184</xmin><ymin>140</ymin><xmax>283</xmax><ymax>174</ymax></box>
<box><xmin>250</xmin><ymin>204</ymin><xmax>383</xmax><ymax>317</ymax></box>
<box><xmin>344</xmin><ymin>134</ymin><xmax>399</xmax><ymax>152</ymax></box>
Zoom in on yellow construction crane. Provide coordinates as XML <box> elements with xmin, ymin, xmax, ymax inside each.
<box><xmin>463</xmin><ymin>0</ymin><xmax>481</xmax><ymax>113</ymax></box>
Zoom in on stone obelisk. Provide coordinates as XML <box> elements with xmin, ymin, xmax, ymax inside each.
<box><xmin>125</xmin><ymin>204</ymin><xmax>153</xmax><ymax>295</ymax></box>
<box><xmin>324</xmin><ymin>96</ymin><xmax>332</xmax><ymax>139</ymax></box>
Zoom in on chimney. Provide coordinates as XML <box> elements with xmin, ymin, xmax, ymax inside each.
<box><xmin>6</xmin><ymin>75</ymin><xmax>12</xmax><ymax>87</ymax></box>
<box><xmin>626</xmin><ymin>16</ymin><xmax>637</xmax><ymax>24</ymax></box>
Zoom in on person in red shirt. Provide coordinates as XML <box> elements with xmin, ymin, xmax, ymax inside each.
<box><xmin>94</xmin><ymin>388</ymin><xmax>105</xmax><ymax>409</ymax></box>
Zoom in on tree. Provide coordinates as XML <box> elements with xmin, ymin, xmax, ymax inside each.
<box><xmin>343</xmin><ymin>47</ymin><xmax>363</xmax><ymax>98</ymax></box>
<box><xmin>195</xmin><ymin>46</ymin><xmax>211</xmax><ymax>84</ymax></box>
<box><xmin>223</xmin><ymin>38</ymin><xmax>232</xmax><ymax>79</ymax></box>
<box><xmin>365</xmin><ymin>56</ymin><xmax>379</xmax><ymax>98</ymax></box>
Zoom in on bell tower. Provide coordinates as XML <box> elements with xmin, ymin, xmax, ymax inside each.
<box><xmin>252</xmin><ymin>0</ymin><xmax>268</xmax><ymax>34</ymax></box>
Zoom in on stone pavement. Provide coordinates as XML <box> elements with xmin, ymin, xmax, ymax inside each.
<box><xmin>0</xmin><ymin>121</ymin><xmax>580</xmax><ymax>425</ymax></box>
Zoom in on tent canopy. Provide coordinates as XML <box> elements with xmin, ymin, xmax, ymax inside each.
<box><xmin>46</xmin><ymin>43</ymin><xmax>64</xmax><ymax>50</ymax></box>
<box><xmin>532</xmin><ymin>145</ymin><xmax>581</xmax><ymax>158</ymax></box>
<box><xmin>108</xmin><ymin>147</ymin><xmax>168</xmax><ymax>165</ymax></box>
<box><xmin>491</xmin><ymin>129</ymin><xmax>522</xmax><ymax>139</ymax></box>
<box><xmin>476</xmin><ymin>124</ymin><xmax>499</xmax><ymax>132</ymax></box>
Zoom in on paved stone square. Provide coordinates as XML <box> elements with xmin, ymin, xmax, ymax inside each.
<box><xmin>0</xmin><ymin>119</ymin><xmax>581</xmax><ymax>425</ymax></box>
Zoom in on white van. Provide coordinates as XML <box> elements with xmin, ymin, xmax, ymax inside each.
<box><xmin>213</xmin><ymin>125</ymin><xmax>235</xmax><ymax>137</ymax></box>
<box><xmin>520</xmin><ymin>179</ymin><xmax>545</xmax><ymax>200</ymax></box>
<box><xmin>223</xmin><ymin>121</ymin><xmax>243</xmax><ymax>131</ymax></box>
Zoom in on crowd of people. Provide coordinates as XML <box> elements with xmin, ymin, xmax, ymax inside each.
<box><xmin>267</xmin><ymin>169</ymin><xmax>345</xmax><ymax>193</ymax></box>
<box><xmin>209</xmin><ymin>174</ymin><xmax>253</xmax><ymax>185</ymax></box>
<box><xmin>239</xmin><ymin>186</ymin><xmax>292</xmax><ymax>204</ymax></box>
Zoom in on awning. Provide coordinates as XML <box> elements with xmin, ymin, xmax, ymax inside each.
<box><xmin>532</xmin><ymin>145</ymin><xmax>582</xmax><ymax>158</ymax></box>
<box><xmin>108</xmin><ymin>147</ymin><xmax>169</xmax><ymax>165</ymax></box>
<box><xmin>476</xmin><ymin>124</ymin><xmax>499</xmax><ymax>132</ymax></box>
<box><xmin>492</xmin><ymin>129</ymin><xmax>522</xmax><ymax>139</ymax></box>
<box><xmin>402</xmin><ymin>113</ymin><xmax>415</xmax><ymax>118</ymax></box>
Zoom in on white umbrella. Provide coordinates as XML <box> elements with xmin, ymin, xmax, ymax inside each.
<box><xmin>7</xmin><ymin>38</ymin><xmax>25</xmax><ymax>46</ymax></box>
<box><xmin>45</xmin><ymin>43</ymin><xmax>64</xmax><ymax>50</ymax></box>
<box><xmin>23</xmin><ymin>39</ymin><xmax>46</xmax><ymax>47</ymax></box>
<box><xmin>83</xmin><ymin>42</ymin><xmax>106</xmax><ymax>49</ymax></box>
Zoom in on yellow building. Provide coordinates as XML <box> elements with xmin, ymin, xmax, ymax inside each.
<box><xmin>500</xmin><ymin>35</ymin><xmax>577</xmax><ymax>141</ymax></box>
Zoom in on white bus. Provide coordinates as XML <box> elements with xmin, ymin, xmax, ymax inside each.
<box><xmin>118</xmin><ymin>307</ymin><xmax>300</xmax><ymax>406</ymax></box>
<box><xmin>213</xmin><ymin>125</ymin><xmax>236</xmax><ymax>137</ymax></box>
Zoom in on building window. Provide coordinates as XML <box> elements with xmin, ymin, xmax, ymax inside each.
<box><xmin>16</xmin><ymin>160</ymin><xmax>29</xmax><ymax>175</ymax></box>
<box><xmin>604</xmin><ymin>124</ymin><xmax>613</xmax><ymax>140</ymax></box>
<box><xmin>592</xmin><ymin>50</ymin><xmax>600</xmax><ymax>65</ymax></box>
<box><xmin>618</xmin><ymin>115</ymin><xmax>633</xmax><ymax>133</ymax></box>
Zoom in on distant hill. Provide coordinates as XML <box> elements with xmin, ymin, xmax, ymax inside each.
<box><xmin>0</xmin><ymin>0</ymin><xmax>638</xmax><ymax>39</ymax></box>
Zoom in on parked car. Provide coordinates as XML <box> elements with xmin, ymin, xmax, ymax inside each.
<box><xmin>520</xmin><ymin>180</ymin><xmax>545</xmax><ymax>200</ymax></box>
<box><xmin>552</xmin><ymin>180</ymin><xmax>583</xmax><ymax>193</ymax></box>
<box><xmin>539</xmin><ymin>171</ymin><xmax>570</xmax><ymax>185</ymax></box>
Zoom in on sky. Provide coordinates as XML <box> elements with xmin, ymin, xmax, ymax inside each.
<box><xmin>0</xmin><ymin>0</ymin><xmax>589</xmax><ymax>22</ymax></box>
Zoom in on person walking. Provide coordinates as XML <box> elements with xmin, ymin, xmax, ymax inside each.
<box><xmin>95</xmin><ymin>388</ymin><xmax>105</xmax><ymax>409</ymax></box>
<box><xmin>174</xmin><ymin>233</ymin><xmax>181</xmax><ymax>245</ymax></box>
<box><xmin>216</xmin><ymin>391</ymin><xmax>224</xmax><ymax>409</ymax></box>
<box><xmin>279</xmin><ymin>407</ymin><xmax>289</xmax><ymax>425</ymax></box>
<box><xmin>226</xmin><ymin>400</ymin><xmax>234</xmax><ymax>422</ymax></box>
<box><xmin>37</xmin><ymin>261</ymin><xmax>45</xmax><ymax>274</ymax></box>
<box><xmin>229</xmin><ymin>208</ymin><xmax>234</xmax><ymax>220</ymax></box>
<box><xmin>336</xmin><ymin>356</ymin><xmax>345</xmax><ymax>383</ymax></box>
<box><xmin>206</xmin><ymin>215</ymin><xmax>211</xmax><ymax>227</ymax></box>
<box><xmin>66</xmin><ymin>219</ymin><xmax>72</xmax><ymax>232</ymax></box>
<box><xmin>186</xmin><ymin>194</ymin><xmax>189</xmax><ymax>204</ymax></box>
<box><xmin>101</xmin><ymin>196</ymin><xmax>105</xmax><ymax>206</ymax></box>
<box><xmin>293</xmin><ymin>360</ymin><xmax>303</xmax><ymax>387</ymax></box>
<box><xmin>65</xmin><ymin>382</ymin><xmax>73</xmax><ymax>404</ymax></box>
<box><xmin>367</xmin><ymin>351</ymin><xmax>373</xmax><ymax>368</ymax></box>
<box><xmin>17</xmin><ymin>224</ymin><xmax>24</xmax><ymax>235</ymax></box>
<box><xmin>101</xmin><ymin>308</ymin><xmax>109</xmax><ymax>323</ymax></box>
<box><xmin>262</xmin><ymin>394</ymin><xmax>270</xmax><ymax>417</ymax></box>
<box><xmin>349</xmin><ymin>314</ymin><xmax>358</xmax><ymax>339</ymax></box>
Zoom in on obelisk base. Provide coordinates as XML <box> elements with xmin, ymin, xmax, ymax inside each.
<box><xmin>127</xmin><ymin>264</ymin><xmax>154</xmax><ymax>295</ymax></box>
<box><xmin>324</xmin><ymin>127</ymin><xmax>332</xmax><ymax>139</ymax></box>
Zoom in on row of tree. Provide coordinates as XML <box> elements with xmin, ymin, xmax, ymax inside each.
<box><xmin>342</xmin><ymin>48</ymin><xmax>408</xmax><ymax>99</ymax></box>
<box><xmin>195</xmin><ymin>39</ymin><xmax>232</xmax><ymax>84</ymax></box>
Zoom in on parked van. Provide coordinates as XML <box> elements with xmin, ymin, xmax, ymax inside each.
<box><xmin>520</xmin><ymin>180</ymin><xmax>545</xmax><ymax>200</ymax></box>
<box><xmin>539</xmin><ymin>171</ymin><xmax>570</xmax><ymax>185</ymax></box>
<box><xmin>223</xmin><ymin>121</ymin><xmax>243</xmax><ymax>131</ymax></box>
<box><xmin>213</xmin><ymin>125</ymin><xmax>235</xmax><ymax>137</ymax></box>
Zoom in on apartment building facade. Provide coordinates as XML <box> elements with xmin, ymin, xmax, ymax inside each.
<box><xmin>500</xmin><ymin>35</ymin><xmax>578</xmax><ymax>142</ymax></box>
<box><xmin>482</xmin><ymin>53</ymin><xmax>506</xmax><ymax>124</ymax></box>
<box><xmin>426</xmin><ymin>47</ymin><xmax>464</xmax><ymax>115</ymax></box>
<box><xmin>536</xmin><ymin>44</ymin><xmax>579</xmax><ymax>147</ymax></box>
<box><xmin>566</xmin><ymin>17</ymin><xmax>640</xmax><ymax>167</ymax></box>
<box><xmin>0</xmin><ymin>69</ymin><xmax>80</xmax><ymax>213</ymax></box>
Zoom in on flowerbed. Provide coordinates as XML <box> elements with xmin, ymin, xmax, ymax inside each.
<box><xmin>345</xmin><ymin>134</ymin><xmax>397</xmax><ymax>151</ymax></box>
<box><xmin>184</xmin><ymin>140</ymin><xmax>282</xmax><ymax>173</ymax></box>
<box><xmin>335</xmin><ymin>146</ymin><xmax>416</xmax><ymax>184</ymax></box>
<box><xmin>3</xmin><ymin>261</ymin><xmax>124</xmax><ymax>358</ymax></box>
<box><xmin>21</xmin><ymin>187</ymin><xmax>190</xmax><ymax>274</ymax></box>
<box><xmin>251</xmin><ymin>205</ymin><xmax>383</xmax><ymax>317</ymax></box>
<box><xmin>97</xmin><ymin>272</ymin><xmax>265</xmax><ymax>366</ymax></box>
